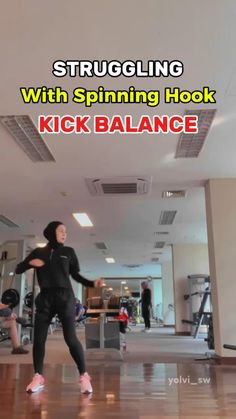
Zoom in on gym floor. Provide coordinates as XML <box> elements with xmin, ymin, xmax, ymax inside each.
<box><xmin>1</xmin><ymin>327</ymin><xmax>236</xmax><ymax>417</ymax></box>
<box><xmin>1</xmin><ymin>362</ymin><xmax>236</xmax><ymax>418</ymax></box>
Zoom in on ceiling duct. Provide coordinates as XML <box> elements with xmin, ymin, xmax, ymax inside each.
<box><xmin>94</xmin><ymin>242</ymin><xmax>108</xmax><ymax>250</ymax></box>
<box><xmin>0</xmin><ymin>115</ymin><xmax>55</xmax><ymax>162</ymax></box>
<box><xmin>154</xmin><ymin>231</ymin><xmax>169</xmax><ymax>235</ymax></box>
<box><xmin>85</xmin><ymin>176</ymin><xmax>152</xmax><ymax>196</ymax></box>
<box><xmin>175</xmin><ymin>109</ymin><xmax>216</xmax><ymax>158</ymax></box>
<box><xmin>162</xmin><ymin>190</ymin><xmax>186</xmax><ymax>198</ymax></box>
<box><xmin>151</xmin><ymin>258</ymin><xmax>159</xmax><ymax>262</ymax></box>
<box><xmin>159</xmin><ymin>211</ymin><xmax>177</xmax><ymax>225</ymax></box>
<box><xmin>154</xmin><ymin>241</ymin><xmax>165</xmax><ymax>249</ymax></box>
<box><xmin>0</xmin><ymin>215</ymin><xmax>19</xmax><ymax>228</ymax></box>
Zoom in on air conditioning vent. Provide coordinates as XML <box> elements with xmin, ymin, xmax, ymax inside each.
<box><xmin>102</xmin><ymin>183</ymin><xmax>137</xmax><ymax>194</ymax></box>
<box><xmin>0</xmin><ymin>215</ymin><xmax>19</xmax><ymax>228</ymax></box>
<box><xmin>154</xmin><ymin>231</ymin><xmax>169</xmax><ymax>235</ymax></box>
<box><xmin>151</xmin><ymin>258</ymin><xmax>159</xmax><ymax>262</ymax></box>
<box><xmin>175</xmin><ymin>109</ymin><xmax>216</xmax><ymax>158</ymax></box>
<box><xmin>85</xmin><ymin>176</ymin><xmax>152</xmax><ymax>196</ymax></box>
<box><xmin>94</xmin><ymin>242</ymin><xmax>108</xmax><ymax>250</ymax></box>
<box><xmin>154</xmin><ymin>241</ymin><xmax>165</xmax><ymax>249</ymax></box>
<box><xmin>159</xmin><ymin>211</ymin><xmax>177</xmax><ymax>225</ymax></box>
<box><xmin>162</xmin><ymin>190</ymin><xmax>186</xmax><ymax>198</ymax></box>
<box><xmin>0</xmin><ymin>115</ymin><xmax>55</xmax><ymax>162</ymax></box>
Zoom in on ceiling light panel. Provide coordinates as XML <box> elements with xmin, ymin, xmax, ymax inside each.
<box><xmin>0</xmin><ymin>115</ymin><xmax>55</xmax><ymax>162</ymax></box>
<box><xmin>105</xmin><ymin>257</ymin><xmax>115</xmax><ymax>263</ymax></box>
<box><xmin>175</xmin><ymin>109</ymin><xmax>216</xmax><ymax>158</ymax></box>
<box><xmin>73</xmin><ymin>213</ymin><xmax>93</xmax><ymax>227</ymax></box>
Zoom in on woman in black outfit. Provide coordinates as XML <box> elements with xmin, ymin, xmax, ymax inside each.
<box><xmin>141</xmin><ymin>281</ymin><xmax>152</xmax><ymax>332</ymax></box>
<box><xmin>16</xmin><ymin>221</ymin><xmax>104</xmax><ymax>393</ymax></box>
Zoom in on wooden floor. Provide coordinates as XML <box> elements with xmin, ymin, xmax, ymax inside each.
<box><xmin>1</xmin><ymin>362</ymin><xmax>236</xmax><ymax>418</ymax></box>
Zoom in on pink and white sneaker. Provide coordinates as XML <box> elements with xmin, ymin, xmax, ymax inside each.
<box><xmin>26</xmin><ymin>373</ymin><xmax>45</xmax><ymax>393</ymax></box>
<box><xmin>79</xmin><ymin>372</ymin><xmax>93</xmax><ymax>394</ymax></box>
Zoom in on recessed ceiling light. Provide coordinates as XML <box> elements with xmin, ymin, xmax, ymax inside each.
<box><xmin>108</xmin><ymin>287</ymin><xmax>113</xmax><ymax>291</ymax></box>
<box><xmin>121</xmin><ymin>281</ymin><xmax>126</xmax><ymax>284</ymax></box>
<box><xmin>105</xmin><ymin>257</ymin><xmax>115</xmax><ymax>263</ymax></box>
<box><xmin>124</xmin><ymin>286</ymin><xmax>129</xmax><ymax>290</ymax></box>
<box><xmin>36</xmin><ymin>243</ymin><xmax>47</xmax><ymax>248</ymax></box>
<box><xmin>73</xmin><ymin>213</ymin><xmax>93</xmax><ymax>227</ymax></box>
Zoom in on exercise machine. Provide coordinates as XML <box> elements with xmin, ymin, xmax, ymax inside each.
<box><xmin>182</xmin><ymin>274</ymin><xmax>212</xmax><ymax>340</ymax></box>
<box><xmin>223</xmin><ymin>344</ymin><xmax>236</xmax><ymax>351</ymax></box>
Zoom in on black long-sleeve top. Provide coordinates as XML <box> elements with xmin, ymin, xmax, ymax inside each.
<box><xmin>15</xmin><ymin>245</ymin><xmax>94</xmax><ymax>290</ymax></box>
<box><xmin>141</xmin><ymin>288</ymin><xmax>151</xmax><ymax>307</ymax></box>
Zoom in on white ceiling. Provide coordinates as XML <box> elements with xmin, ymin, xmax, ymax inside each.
<box><xmin>0</xmin><ymin>1</ymin><xmax>236</xmax><ymax>278</ymax></box>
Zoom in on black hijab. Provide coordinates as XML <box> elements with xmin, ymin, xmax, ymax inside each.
<box><xmin>43</xmin><ymin>221</ymin><xmax>64</xmax><ymax>249</ymax></box>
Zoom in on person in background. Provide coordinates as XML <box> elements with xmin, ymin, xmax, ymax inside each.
<box><xmin>141</xmin><ymin>281</ymin><xmax>152</xmax><ymax>332</ymax></box>
<box><xmin>75</xmin><ymin>299</ymin><xmax>87</xmax><ymax>323</ymax></box>
<box><xmin>115</xmin><ymin>307</ymin><xmax>129</xmax><ymax>349</ymax></box>
<box><xmin>0</xmin><ymin>303</ymin><xmax>29</xmax><ymax>354</ymax></box>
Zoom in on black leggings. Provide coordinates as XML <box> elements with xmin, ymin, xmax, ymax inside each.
<box><xmin>142</xmin><ymin>306</ymin><xmax>150</xmax><ymax>329</ymax></box>
<box><xmin>33</xmin><ymin>288</ymin><xmax>86</xmax><ymax>375</ymax></box>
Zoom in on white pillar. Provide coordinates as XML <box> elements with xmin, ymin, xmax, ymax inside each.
<box><xmin>162</xmin><ymin>260</ymin><xmax>175</xmax><ymax>326</ymax></box>
<box><xmin>205</xmin><ymin>179</ymin><xmax>236</xmax><ymax>357</ymax></box>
